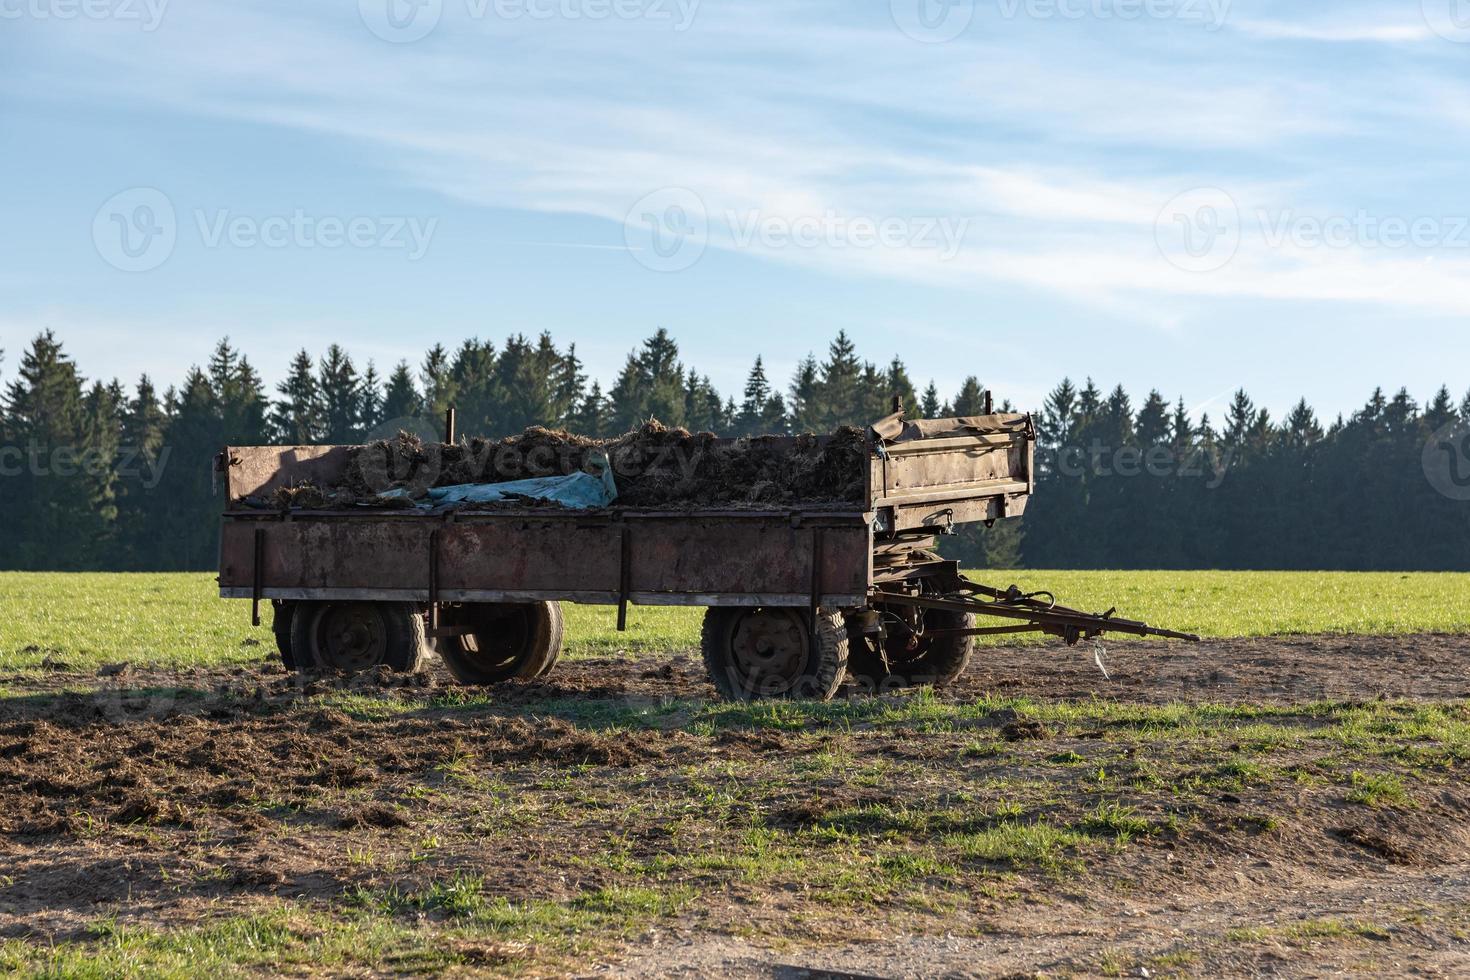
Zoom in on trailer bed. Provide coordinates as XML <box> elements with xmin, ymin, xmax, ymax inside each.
<box><xmin>217</xmin><ymin>412</ymin><xmax>1036</xmax><ymax>611</ymax></box>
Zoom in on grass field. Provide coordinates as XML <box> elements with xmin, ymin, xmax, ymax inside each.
<box><xmin>1</xmin><ymin>571</ymin><xmax>1468</xmax><ymax>976</ymax></box>
<box><xmin>2</xmin><ymin>570</ymin><xmax>1468</xmax><ymax>673</ymax></box>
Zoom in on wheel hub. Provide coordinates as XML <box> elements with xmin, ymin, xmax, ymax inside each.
<box><xmin>318</xmin><ymin>605</ymin><xmax>386</xmax><ymax>672</ymax></box>
<box><xmin>729</xmin><ymin>610</ymin><xmax>809</xmax><ymax>693</ymax></box>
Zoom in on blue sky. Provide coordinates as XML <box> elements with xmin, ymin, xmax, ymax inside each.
<box><xmin>3</xmin><ymin>0</ymin><xmax>1469</xmax><ymax>421</ymax></box>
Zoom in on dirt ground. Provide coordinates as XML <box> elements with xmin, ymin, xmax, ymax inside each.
<box><xmin>1</xmin><ymin>634</ymin><xmax>1467</xmax><ymax>977</ymax></box>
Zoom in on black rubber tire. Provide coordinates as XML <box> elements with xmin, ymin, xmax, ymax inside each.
<box><xmin>290</xmin><ymin>601</ymin><xmax>427</xmax><ymax>675</ymax></box>
<box><xmin>847</xmin><ymin>551</ymin><xmax>974</xmax><ymax>691</ymax></box>
<box><xmin>436</xmin><ymin>601</ymin><xmax>563</xmax><ymax>685</ymax></box>
<box><xmin>846</xmin><ymin>603</ymin><xmax>975</xmax><ymax>691</ymax></box>
<box><xmin>271</xmin><ymin>600</ymin><xmax>298</xmax><ymax>670</ymax></box>
<box><xmin>701</xmin><ymin>607</ymin><xmax>848</xmax><ymax>702</ymax></box>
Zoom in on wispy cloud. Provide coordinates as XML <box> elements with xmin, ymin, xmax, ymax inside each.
<box><xmin>14</xmin><ymin>0</ymin><xmax>1470</xmax><ymax>334</ymax></box>
<box><xmin>1233</xmin><ymin>19</ymin><xmax>1435</xmax><ymax>43</ymax></box>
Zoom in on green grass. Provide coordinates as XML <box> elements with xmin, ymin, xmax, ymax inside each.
<box><xmin>983</xmin><ymin>570</ymin><xmax>1470</xmax><ymax>641</ymax></box>
<box><xmin>2</xmin><ymin>570</ymin><xmax>1468</xmax><ymax>673</ymax></box>
<box><xmin>1345</xmin><ymin>770</ymin><xmax>1412</xmax><ymax>808</ymax></box>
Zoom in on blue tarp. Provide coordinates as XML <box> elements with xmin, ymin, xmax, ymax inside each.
<box><xmin>380</xmin><ymin>450</ymin><xmax>618</xmax><ymax>510</ymax></box>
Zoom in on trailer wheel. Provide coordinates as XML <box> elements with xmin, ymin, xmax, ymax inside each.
<box><xmin>846</xmin><ymin>603</ymin><xmax>974</xmax><ymax>691</ymax></box>
<box><xmin>701</xmin><ymin>607</ymin><xmax>848</xmax><ymax>702</ymax></box>
<box><xmin>848</xmin><ymin>552</ymin><xmax>974</xmax><ymax>691</ymax></box>
<box><xmin>436</xmin><ymin>602</ymin><xmax>563</xmax><ymax>685</ymax></box>
<box><xmin>291</xmin><ymin>601</ymin><xmax>426</xmax><ymax>675</ymax></box>
<box><xmin>271</xmin><ymin>600</ymin><xmax>297</xmax><ymax>670</ymax></box>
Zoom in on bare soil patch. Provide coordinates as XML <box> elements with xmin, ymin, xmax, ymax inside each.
<box><xmin>0</xmin><ymin>633</ymin><xmax>1466</xmax><ymax>976</ymax></box>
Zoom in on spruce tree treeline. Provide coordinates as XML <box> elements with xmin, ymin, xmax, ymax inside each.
<box><xmin>2</xmin><ymin>329</ymin><xmax>1467</xmax><ymax>572</ymax></box>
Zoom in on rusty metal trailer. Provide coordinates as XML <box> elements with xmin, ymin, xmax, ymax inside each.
<box><xmin>217</xmin><ymin>409</ymin><xmax>1194</xmax><ymax>701</ymax></box>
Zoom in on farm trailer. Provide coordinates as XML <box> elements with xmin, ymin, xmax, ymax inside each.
<box><xmin>216</xmin><ymin>409</ymin><xmax>1196</xmax><ymax>701</ymax></box>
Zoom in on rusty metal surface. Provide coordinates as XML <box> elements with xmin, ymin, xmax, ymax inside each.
<box><xmin>867</xmin><ymin>412</ymin><xmax>1033</xmax><ymax>533</ymax></box>
<box><xmin>220</xmin><ymin>512</ymin><xmax>871</xmax><ymax>608</ymax></box>
<box><xmin>222</xmin><ymin>446</ymin><xmax>353</xmax><ymax>500</ymax></box>
<box><xmin>218</xmin><ymin>410</ymin><xmax>1036</xmax><ymax>610</ymax></box>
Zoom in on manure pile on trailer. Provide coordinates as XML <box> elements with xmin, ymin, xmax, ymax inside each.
<box><xmin>272</xmin><ymin>420</ymin><xmax>871</xmax><ymax>511</ymax></box>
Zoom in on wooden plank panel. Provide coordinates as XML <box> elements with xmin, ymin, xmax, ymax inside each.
<box><xmin>221</xmin><ymin>514</ymin><xmax>872</xmax><ymax>601</ymax></box>
<box><xmin>223</xmin><ymin>445</ymin><xmax>353</xmax><ymax>500</ymax></box>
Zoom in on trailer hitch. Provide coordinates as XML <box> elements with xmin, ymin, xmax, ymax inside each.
<box><xmin>870</xmin><ymin>575</ymin><xmax>1201</xmax><ymax>646</ymax></box>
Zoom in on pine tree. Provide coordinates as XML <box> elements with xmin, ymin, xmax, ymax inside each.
<box><xmin>738</xmin><ymin>357</ymin><xmax>773</xmax><ymax>436</ymax></box>
<box><xmin>811</xmin><ymin>331</ymin><xmax>863</xmax><ymax>429</ymax></box>
<box><xmin>884</xmin><ymin>357</ymin><xmax>917</xmax><ymax>417</ymax></box>
<box><xmin>571</xmin><ymin>381</ymin><xmax>607</xmax><ymax>437</ymax></box>
<box><xmin>82</xmin><ymin>379</ymin><xmax>124</xmax><ymax>558</ymax></box>
<box><xmin>952</xmin><ymin>377</ymin><xmax>985</xmax><ymax>417</ymax></box>
<box><xmin>788</xmin><ymin>355</ymin><xmax>820</xmax><ymax>433</ymax></box>
<box><xmin>381</xmin><ymin>361</ymin><xmax>422</xmax><ymax>424</ymax></box>
<box><xmin>319</xmin><ymin>344</ymin><xmax>363</xmax><ymax>443</ymax></box>
<box><xmin>1039</xmin><ymin>378</ymin><xmax>1078</xmax><ymax>452</ymax></box>
<box><xmin>920</xmin><ymin>382</ymin><xmax>941</xmax><ymax>419</ymax></box>
<box><xmin>271</xmin><ymin>350</ymin><xmax>323</xmax><ymax>444</ymax></box>
<box><xmin>360</xmin><ymin>362</ymin><xmax>384</xmax><ymax>434</ymax></box>
<box><xmin>1425</xmin><ymin>386</ymin><xmax>1457</xmax><ymax>432</ymax></box>
<box><xmin>421</xmin><ymin>343</ymin><xmax>454</xmax><ymax>433</ymax></box>
<box><xmin>0</xmin><ymin>332</ymin><xmax>100</xmax><ymax>568</ymax></box>
<box><xmin>608</xmin><ymin>330</ymin><xmax>688</xmax><ymax>430</ymax></box>
<box><xmin>447</xmin><ymin>338</ymin><xmax>498</xmax><ymax>438</ymax></box>
<box><xmin>151</xmin><ymin>367</ymin><xmax>222</xmax><ymax>569</ymax></box>
<box><xmin>552</xmin><ymin>341</ymin><xmax>586</xmax><ymax>427</ymax></box>
<box><xmin>1282</xmin><ymin>399</ymin><xmax>1323</xmax><ymax>448</ymax></box>
<box><xmin>114</xmin><ymin>375</ymin><xmax>169</xmax><ymax>567</ymax></box>
<box><xmin>1136</xmin><ymin>390</ymin><xmax>1170</xmax><ymax>447</ymax></box>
